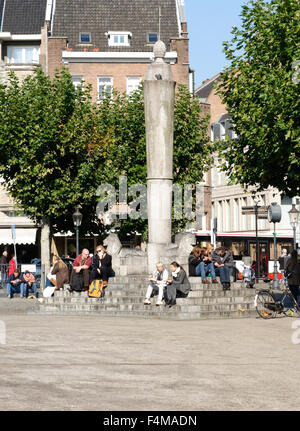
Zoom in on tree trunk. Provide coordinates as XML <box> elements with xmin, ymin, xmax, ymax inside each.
<box><xmin>40</xmin><ymin>217</ymin><xmax>51</xmax><ymax>289</ymax></box>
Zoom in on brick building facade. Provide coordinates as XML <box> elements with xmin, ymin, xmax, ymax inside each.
<box><xmin>0</xmin><ymin>0</ymin><xmax>197</xmax><ymax>258</ymax></box>
<box><xmin>44</xmin><ymin>0</ymin><xmax>192</xmax><ymax>101</ymax></box>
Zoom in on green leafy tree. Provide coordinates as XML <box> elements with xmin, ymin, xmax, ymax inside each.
<box><xmin>0</xmin><ymin>69</ymin><xmax>212</xmax><ymax>265</ymax></box>
<box><xmin>217</xmin><ymin>0</ymin><xmax>300</xmax><ymax>196</ymax></box>
<box><xmin>0</xmin><ymin>69</ymin><xmax>105</xmax><ymax>271</ymax></box>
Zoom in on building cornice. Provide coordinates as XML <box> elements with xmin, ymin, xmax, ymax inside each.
<box><xmin>0</xmin><ymin>32</ymin><xmax>41</xmax><ymax>41</ymax></box>
<box><xmin>62</xmin><ymin>50</ymin><xmax>178</xmax><ymax>64</ymax></box>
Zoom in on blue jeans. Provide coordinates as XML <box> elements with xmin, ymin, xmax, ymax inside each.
<box><xmin>45</xmin><ymin>278</ymin><xmax>54</xmax><ymax>288</ymax></box>
<box><xmin>22</xmin><ymin>282</ymin><xmax>37</xmax><ymax>297</ymax></box>
<box><xmin>6</xmin><ymin>282</ymin><xmax>26</xmax><ymax>297</ymax></box>
<box><xmin>195</xmin><ymin>261</ymin><xmax>216</xmax><ymax>280</ymax></box>
<box><xmin>215</xmin><ymin>266</ymin><xmax>231</xmax><ymax>283</ymax></box>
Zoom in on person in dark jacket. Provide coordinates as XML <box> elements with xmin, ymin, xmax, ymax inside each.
<box><xmin>285</xmin><ymin>250</ymin><xmax>300</xmax><ymax>303</ymax></box>
<box><xmin>189</xmin><ymin>246</ymin><xmax>218</xmax><ymax>284</ymax></box>
<box><xmin>6</xmin><ymin>269</ymin><xmax>25</xmax><ymax>298</ymax></box>
<box><xmin>164</xmin><ymin>262</ymin><xmax>191</xmax><ymax>307</ymax></box>
<box><xmin>90</xmin><ymin>245</ymin><xmax>114</xmax><ymax>287</ymax></box>
<box><xmin>188</xmin><ymin>246</ymin><xmax>201</xmax><ymax>276</ymax></box>
<box><xmin>211</xmin><ymin>247</ymin><xmax>234</xmax><ymax>290</ymax></box>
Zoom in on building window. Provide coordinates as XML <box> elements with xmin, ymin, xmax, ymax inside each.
<box><xmin>98</xmin><ymin>77</ymin><xmax>113</xmax><ymax>100</ymax></box>
<box><xmin>72</xmin><ymin>76</ymin><xmax>84</xmax><ymax>89</ymax></box>
<box><xmin>79</xmin><ymin>33</ymin><xmax>91</xmax><ymax>44</ymax></box>
<box><xmin>7</xmin><ymin>46</ymin><xmax>40</xmax><ymax>64</ymax></box>
<box><xmin>106</xmin><ymin>32</ymin><xmax>131</xmax><ymax>47</ymax></box>
<box><xmin>148</xmin><ymin>33</ymin><xmax>158</xmax><ymax>43</ymax></box>
<box><xmin>220</xmin><ymin>121</ymin><xmax>226</xmax><ymax>141</ymax></box>
<box><xmin>126</xmin><ymin>76</ymin><xmax>142</xmax><ymax>95</ymax></box>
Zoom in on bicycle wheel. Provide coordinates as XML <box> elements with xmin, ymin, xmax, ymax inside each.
<box><xmin>255</xmin><ymin>290</ymin><xmax>277</xmax><ymax>319</ymax></box>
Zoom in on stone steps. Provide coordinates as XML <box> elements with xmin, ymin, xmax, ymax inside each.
<box><xmin>43</xmin><ymin>293</ymin><xmax>255</xmax><ymax>306</ymax></box>
<box><xmin>35</xmin><ymin>276</ymin><xmax>257</xmax><ymax>320</ymax></box>
<box><xmin>39</xmin><ymin>300</ymin><xmax>255</xmax><ymax>312</ymax></box>
<box><xmin>38</xmin><ymin>304</ymin><xmax>256</xmax><ymax>320</ymax></box>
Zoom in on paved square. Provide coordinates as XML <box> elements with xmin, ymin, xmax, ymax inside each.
<box><xmin>0</xmin><ymin>300</ymin><xmax>300</xmax><ymax>411</ymax></box>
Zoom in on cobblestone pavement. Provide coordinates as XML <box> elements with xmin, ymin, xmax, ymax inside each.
<box><xmin>0</xmin><ymin>297</ymin><xmax>300</xmax><ymax>411</ymax></box>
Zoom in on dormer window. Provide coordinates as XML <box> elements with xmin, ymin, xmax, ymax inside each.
<box><xmin>148</xmin><ymin>33</ymin><xmax>158</xmax><ymax>44</ymax></box>
<box><xmin>106</xmin><ymin>31</ymin><xmax>132</xmax><ymax>47</ymax></box>
<box><xmin>80</xmin><ymin>33</ymin><xmax>91</xmax><ymax>44</ymax></box>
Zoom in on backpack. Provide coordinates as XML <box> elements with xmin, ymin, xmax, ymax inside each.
<box><xmin>88</xmin><ymin>279</ymin><xmax>105</xmax><ymax>301</ymax></box>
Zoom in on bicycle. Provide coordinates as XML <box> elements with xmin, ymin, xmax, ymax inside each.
<box><xmin>254</xmin><ymin>284</ymin><xmax>300</xmax><ymax>319</ymax></box>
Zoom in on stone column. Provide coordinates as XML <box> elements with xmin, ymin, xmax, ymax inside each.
<box><xmin>144</xmin><ymin>41</ymin><xmax>176</xmax><ymax>272</ymax></box>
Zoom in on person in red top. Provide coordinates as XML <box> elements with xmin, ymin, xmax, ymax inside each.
<box><xmin>69</xmin><ymin>248</ymin><xmax>92</xmax><ymax>292</ymax></box>
<box><xmin>8</xmin><ymin>253</ymin><xmax>17</xmax><ymax>276</ymax></box>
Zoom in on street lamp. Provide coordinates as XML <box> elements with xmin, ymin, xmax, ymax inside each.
<box><xmin>268</xmin><ymin>203</ymin><xmax>282</xmax><ymax>290</ymax></box>
<box><xmin>253</xmin><ymin>197</ymin><xmax>261</xmax><ymax>282</ymax></box>
<box><xmin>288</xmin><ymin>204</ymin><xmax>300</xmax><ymax>250</ymax></box>
<box><xmin>72</xmin><ymin>207</ymin><xmax>83</xmax><ymax>256</ymax></box>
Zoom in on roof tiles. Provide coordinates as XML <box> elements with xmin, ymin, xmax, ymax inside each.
<box><xmin>2</xmin><ymin>0</ymin><xmax>47</xmax><ymax>34</ymax></box>
<box><xmin>52</xmin><ymin>0</ymin><xmax>180</xmax><ymax>52</ymax></box>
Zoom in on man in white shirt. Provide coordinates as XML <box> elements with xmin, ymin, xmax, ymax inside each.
<box><xmin>144</xmin><ymin>263</ymin><xmax>169</xmax><ymax>306</ymax></box>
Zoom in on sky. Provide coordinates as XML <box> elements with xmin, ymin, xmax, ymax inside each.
<box><xmin>185</xmin><ymin>0</ymin><xmax>246</xmax><ymax>89</ymax></box>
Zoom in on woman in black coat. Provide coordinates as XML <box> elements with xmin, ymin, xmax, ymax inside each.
<box><xmin>164</xmin><ymin>262</ymin><xmax>191</xmax><ymax>307</ymax></box>
<box><xmin>90</xmin><ymin>245</ymin><xmax>114</xmax><ymax>286</ymax></box>
<box><xmin>285</xmin><ymin>250</ymin><xmax>300</xmax><ymax>302</ymax></box>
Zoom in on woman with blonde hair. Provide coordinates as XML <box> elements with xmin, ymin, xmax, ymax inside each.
<box><xmin>50</xmin><ymin>255</ymin><xmax>69</xmax><ymax>291</ymax></box>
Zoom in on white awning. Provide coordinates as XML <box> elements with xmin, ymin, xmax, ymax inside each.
<box><xmin>0</xmin><ymin>228</ymin><xmax>37</xmax><ymax>245</ymax></box>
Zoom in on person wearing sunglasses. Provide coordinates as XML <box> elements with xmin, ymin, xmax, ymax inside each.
<box><xmin>90</xmin><ymin>245</ymin><xmax>114</xmax><ymax>287</ymax></box>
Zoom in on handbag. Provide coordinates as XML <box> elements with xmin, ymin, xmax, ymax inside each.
<box><xmin>72</xmin><ymin>272</ymin><xmax>84</xmax><ymax>291</ymax></box>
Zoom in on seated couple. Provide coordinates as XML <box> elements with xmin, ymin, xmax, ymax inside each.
<box><xmin>144</xmin><ymin>262</ymin><xmax>191</xmax><ymax>307</ymax></box>
<box><xmin>189</xmin><ymin>245</ymin><xmax>234</xmax><ymax>290</ymax></box>
<box><xmin>6</xmin><ymin>269</ymin><xmax>37</xmax><ymax>299</ymax></box>
<box><xmin>69</xmin><ymin>246</ymin><xmax>114</xmax><ymax>293</ymax></box>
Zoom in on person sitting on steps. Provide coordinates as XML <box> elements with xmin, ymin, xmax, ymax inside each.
<box><xmin>211</xmin><ymin>246</ymin><xmax>234</xmax><ymax>291</ymax></box>
<box><xmin>69</xmin><ymin>248</ymin><xmax>92</xmax><ymax>292</ymax></box>
<box><xmin>22</xmin><ymin>270</ymin><xmax>37</xmax><ymax>299</ymax></box>
<box><xmin>189</xmin><ymin>246</ymin><xmax>218</xmax><ymax>284</ymax></box>
<box><xmin>90</xmin><ymin>245</ymin><xmax>114</xmax><ymax>288</ymax></box>
<box><xmin>51</xmin><ymin>255</ymin><xmax>69</xmax><ymax>291</ymax></box>
<box><xmin>6</xmin><ymin>269</ymin><xmax>25</xmax><ymax>298</ymax></box>
<box><xmin>164</xmin><ymin>262</ymin><xmax>191</xmax><ymax>307</ymax></box>
<box><xmin>197</xmin><ymin>247</ymin><xmax>218</xmax><ymax>284</ymax></box>
<box><xmin>144</xmin><ymin>262</ymin><xmax>169</xmax><ymax>306</ymax></box>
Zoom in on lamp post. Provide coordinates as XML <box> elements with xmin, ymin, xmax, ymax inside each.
<box><xmin>253</xmin><ymin>198</ymin><xmax>260</xmax><ymax>282</ymax></box>
<box><xmin>72</xmin><ymin>207</ymin><xmax>83</xmax><ymax>256</ymax></box>
<box><xmin>289</xmin><ymin>204</ymin><xmax>300</xmax><ymax>250</ymax></box>
<box><xmin>268</xmin><ymin>203</ymin><xmax>282</xmax><ymax>290</ymax></box>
